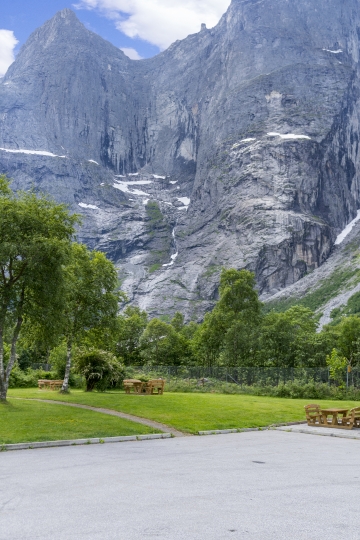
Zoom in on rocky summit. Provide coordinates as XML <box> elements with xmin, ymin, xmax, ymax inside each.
<box><xmin>1</xmin><ymin>0</ymin><xmax>360</xmax><ymax>319</ymax></box>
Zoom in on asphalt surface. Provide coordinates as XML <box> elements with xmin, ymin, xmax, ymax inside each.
<box><xmin>1</xmin><ymin>430</ymin><xmax>359</xmax><ymax>540</ymax></box>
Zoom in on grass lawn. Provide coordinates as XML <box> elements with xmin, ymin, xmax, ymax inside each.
<box><xmin>0</xmin><ymin>399</ymin><xmax>160</xmax><ymax>444</ymax></box>
<box><xmin>8</xmin><ymin>388</ymin><xmax>360</xmax><ymax>434</ymax></box>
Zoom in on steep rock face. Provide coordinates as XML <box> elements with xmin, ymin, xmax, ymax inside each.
<box><xmin>1</xmin><ymin>1</ymin><xmax>360</xmax><ymax>318</ymax></box>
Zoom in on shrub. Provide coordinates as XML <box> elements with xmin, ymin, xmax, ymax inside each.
<box><xmin>9</xmin><ymin>366</ymin><xmax>56</xmax><ymax>388</ymax></box>
<box><xmin>144</xmin><ymin>376</ymin><xmax>360</xmax><ymax>400</ymax></box>
<box><xmin>49</xmin><ymin>342</ymin><xmax>68</xmax><ymax>379</ymax></box>
<box><xmin>8</xmin><ymin>365</ymin><xmax>84</xmax><ymax>389</ymax></box>
<box><xmin>74</xmin><ymin>348</ymin><xmax>125</xmax><ymax>392</ymax></box>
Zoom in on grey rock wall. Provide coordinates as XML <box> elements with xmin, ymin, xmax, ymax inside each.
<box><xmin>1</xmin><ymin>1</ymin><xmax>360</xmax><ymax>319</ymax></box>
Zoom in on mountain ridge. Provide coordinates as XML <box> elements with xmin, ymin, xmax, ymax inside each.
<box><xmin>1</xmin><ymin>0</ymin><xmax>360</xmax><ymax>319</ymax></box>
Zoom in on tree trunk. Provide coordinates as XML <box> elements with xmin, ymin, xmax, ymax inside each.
<box><xmin>6</xmin><ymin>315</ymin><xmax>23</xmax><ymax>381</ymax></box>
<box><xmin>86</xmin><ymin>379</ymin><xmax>95</xmax><ymax>392</ymax></box>
<box><xmin>0</xmin><ymin>323</ymin><xmax>6</xmax><ymax>402</ymax></box>
<box><xmin>61</xmin><ymin>340</ymin><xmax>72</xmax><ymax>393</ymax></box>
<box><xmin>0</xmin><ymin>297</ymin><xmax>23</xmax><ymax>402</ymax></box>
<box><xmin>0</xmin><ymin>376</ymin><xmax>7</xmax><ymax>402</ymax></box>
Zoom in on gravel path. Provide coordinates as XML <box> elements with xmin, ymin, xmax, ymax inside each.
<box><xmin>13</xmin><ymin>398</ymin><xmax>187</xmax><ymax>437</ymax></box>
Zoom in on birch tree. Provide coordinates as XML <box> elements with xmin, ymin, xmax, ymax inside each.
<box><xmin>61</xmin><ymin>243</ymin><xmax>123</xmax><ymax>392</ymax></box>
<box><xmin>0</xmin><ymin>176</ymin><xmax>77</xmax><ymax>401</ymax></box>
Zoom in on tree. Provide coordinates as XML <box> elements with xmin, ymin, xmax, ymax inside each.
<box><xmin>0</xmin><ymin>177</ymin><xmax>78</xmax><ymax>401</ymax></box>
<box><xmin>221</xmin><ymin>319</ymin><xmax>260</xmax><ymax>367</ymax></box>
<box><xmin>336</xmin><ymin>316</ymin><xmax>360</xmax><ymax>365</ymax></box>
<box><xmin>217</xmin><ymin>269</ymin><xmax>262</xmax><ymax>323</ymax></box>
<box><xmin>74</xmin><ymin>348</ymin><xmax>124</xmax><ymax>392</ymax></box>
<box><xmin>192</xmin><ymin>269</ymin><xmax>262</xmax><ymax>366</ymax></box>
<box><xmin>171</xmin><ymin>312</ymin><xmax>185</xmax><ymax>332</ymax></box>
<box><xmin>191</xmin><ymin>311</ymin><xmax>227</xmax><ymax>367</ymax></box>
<box><xmin>326</xmin><ymin>348</ymin><xmax>347</xmax><ymax>387</ymax></box>
<box><xmin>258</xmin><ymin>306</ymin><xmax>318</xmax><ymax>368</ymax></box>
<box><xmin>116</xmin><ymin>306</ymin><xmax>148</xmax><ymax>365</ymax></box>
<box><xmin>140</xmin><ymin>318</ymin><xmax>189</xmax><ymax>365</ymax></box>
<box><xmin>61</xmin><ymin>243</ymin><xmax>124</xmax><ymax>392</ymax></box>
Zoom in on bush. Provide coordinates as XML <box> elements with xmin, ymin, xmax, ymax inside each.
<box><xmin>8</xmin><ymin>365</ymin><xmax>84</xmax><ymax>389</ymax></box>
<box><xmin>9</xmin><ymin>366</ymin><xmax>56</xmax><ymax>388</ymax></box>
<box><xmin>74</xmin><ymin>348</ymin><xmax>125</xmax><ymax>392</ymax></box>
<box><xmin>145</xmin><ymin>375</ymin><xmax>360</xmax><ymax>400</ymax></box>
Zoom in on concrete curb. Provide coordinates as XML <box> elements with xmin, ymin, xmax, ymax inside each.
<box><xmin>276</xmin><ymin>427</ymin><xmax>360</xmax><ymax>441</ymax></box>
<box><xmin>198</xmin><ymin>421</ymin><xmax>307</xmax><ymax>436</ymax></box>
<box><xmin>198</xmin><ymin>428</ymin><xmax>265</xmax><ymax>436</ymax></box>
<box><xmin>1</xmin><ymin>433</ymin><xmax>172</xmax><ymax>452</ymax></box>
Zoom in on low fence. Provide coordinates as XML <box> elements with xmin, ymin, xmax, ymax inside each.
<box><xmin>126</xmin><ymin>365</ymin><xmax>360</xmax><ymax>388</ymax></box>
<box><xmin>30</xmin><ymin>363</ymin><xmax>360</xmax><ymax>388</ymax></box>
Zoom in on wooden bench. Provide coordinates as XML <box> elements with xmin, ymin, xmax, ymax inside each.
<box><xmin>123</xmin><ymin>379</ymin><xmax>143</xmax><ymax>394</ymax></box>
<box><xmin>123</xmin><ymin>379</ymin><xmax>165</xmax><ymax>395</ymax></box>
<box><xmin>38</xmin><ymin>379</ymin><xmax>64</xmax><ymax>391</ymax></box>
<box><xmin>123</xmin><ymin>379</ymin><xmax>146</xmax><ymax>394</ymax></box>
<box><xmin>145</xmin><ymin>379</ymin><xmax>165</xmax><ymax>395</ymax></box>
<box><xmin>304</xmin><ymin>404</ymin><xmax>323</xmax><ymax>426</ymax></box>
<box><xmin>338</xmin><ymin>407</ymin><xmax>360</xmax><ymax>430</ymax></box>
<box><xmin>305</xmin><ymin>404</ymin><xmax>360</xmax><ymax>430</ymax></box>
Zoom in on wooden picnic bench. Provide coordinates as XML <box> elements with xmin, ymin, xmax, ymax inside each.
<box><xmin>305</xmin><ymin>404</ymin><xmax>360</xmax><ymax>430</ymax></box>
<box><xmin>304</xmin><ymin>404</ymin><xmax>324</xmax><ymax>426</ymax></box>
<box><xmin>38</xmin><ymin>379</ymin><xmax>64</xmax><ymax>391</ymax></box>
<box><xmin>337</xmin><ymin>407</ymin><xmax>360</xmax><ymax>430</ymax></box>
<box><xmin>123</xmin><ymin>379</ymin><xmax>165</xmax><ymax>395</ymax></box>
<box><xmin>145</xmin><ymin>379</ymin><xmax>165</xmax><ymax>395</ymax></box>
<box><xmin>123</xmin><ymin>379</ymin><xmax>143</xmax><ymax>394</ymax></box>
<box><xmin>320</xmin><ymin>408</ymin><xmax>349</xmax><ymax>428</ymax></box>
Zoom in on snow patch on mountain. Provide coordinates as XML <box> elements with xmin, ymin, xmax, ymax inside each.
<box><xmin>0</xmin><ymin>148</ymin><xmax>66</xmax><ymax>158</ymax></box>
<box><xmin>78</xmin><ymin>202</ymin><xmax>99</xmax><ymax>210</ymax></box>
<box><xmin>267</xmin><ymin>132</ymin><xmax>311</xmax><ymax>140</ymax></box>
<box><xmin>335</xmin><ymin>210</ymin><xmax>360</xmax><ymax>245</ymax></box>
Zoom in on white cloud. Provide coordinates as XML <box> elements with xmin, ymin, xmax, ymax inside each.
<box><xmin>0</xmin><ymin>30</ymin><xmax>18</xmax><ymax>77</ymax></box>
<box><xmin>74</xmin><ymin>0</ymin><xmax>231</xmax><ymax>50</ymax></box>
<box><xmin>120</xmin><ymin>47</ymin><xmax>143</xmax><ymax>60</ymax></box>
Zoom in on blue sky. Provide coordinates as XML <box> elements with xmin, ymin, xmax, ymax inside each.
<box><xmin>0</xmin><ymin>0</ymin><xmax>231</xmax><ymax>75</ymax></box>
<box><xmin>1</xmin><ymin>0</ymin><xmax>159</xmax><ymax>59</ymax></box>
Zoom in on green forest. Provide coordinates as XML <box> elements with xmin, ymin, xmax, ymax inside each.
<box><xmin>1</xmin><ymin>175</ymin><xmax>360</xmax><ymax>401</ymax></box>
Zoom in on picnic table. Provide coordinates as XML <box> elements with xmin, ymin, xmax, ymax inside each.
<box><xmin>123</xmin><ymin>379</ymin><xmax>165</xmax><ymax>395</ymax></box>
<box><xmin>320</xmin><ymin>408</ymin><xmax>349</xmax><ymax>427</ymax></box>
<box><xmin>123</xmin><ymin>379</ymin><xmax>143</xmax><ymax>394</ymax></box>
<box><xmin>38</xmin><ymin>379</ymin><xmax>64</xmax><ymax>391</ymax></box>
<box><xmin>305</xmin><ymin>404</ymin><xmax>360</xmax><ymax>430</ymax></box>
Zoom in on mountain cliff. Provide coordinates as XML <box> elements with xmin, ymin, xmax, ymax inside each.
<box><xmin>1</xmin><ymin>0</ymin><xmax>360</xmax><ymax>319</ymax></box>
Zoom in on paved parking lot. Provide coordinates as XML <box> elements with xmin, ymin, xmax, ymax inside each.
<box><xmin>1</xmin><ymin>430</ymin><xmax>359</xmax><ymax>540</ymax></box>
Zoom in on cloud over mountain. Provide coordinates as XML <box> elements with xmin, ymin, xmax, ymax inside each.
<box><xmin>120</xmin><ymin>46</ymin><xmax>143</xmax><ymax>59</ymax></box>
<box><xmin>74</xmin><ymin>0</ymin><xmax>231</xmax><ymax>50</ymax></box>
<box><xmin>0</xmin><ymin>30</ymin><xmax>18</xmax><ymax>76</ymax></box>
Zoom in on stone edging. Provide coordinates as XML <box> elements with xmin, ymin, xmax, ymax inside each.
<box><xmin>198</xmin><ymin>421</ymin><xmax>306</xmax><ymax>436</ymax></box>
<box><xmin>1</xmin><ymin>433</ymin><xmax>172</xmax><ymax>452</ymax></box>
<box><xmin>276</xmin><ymin>426</ymin><xmax>360</xmax><ymax>441</ymax></box>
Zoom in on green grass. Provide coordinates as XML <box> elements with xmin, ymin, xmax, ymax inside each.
<box><xmin>146</xmin><ymin>201</ymin><xmax>164</xmax><ymax>229</ymax></box>
<box><xmin>149</xmin><ymin>263</ymin><xmax>161</xmax><ymax>273</ymax></box>
<box><xmin>7</xmin><ymin>389</ymin><xmax>360</xmax><ymax>434</ymax></box>
<box><xmin>0</xmin><ymin>399</ymin><xmax>160</xmax><ymax>444</ymax></box>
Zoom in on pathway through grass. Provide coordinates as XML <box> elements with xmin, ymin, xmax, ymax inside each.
<box><xmin>9</xmin><ymin>389</ymin><xmax>360</xmax><ymax>434</ymax></box>
<box><xmin>0</xmin><ymin>399</ymin><xmax>160</xmax><ymax>444</ymax></box>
